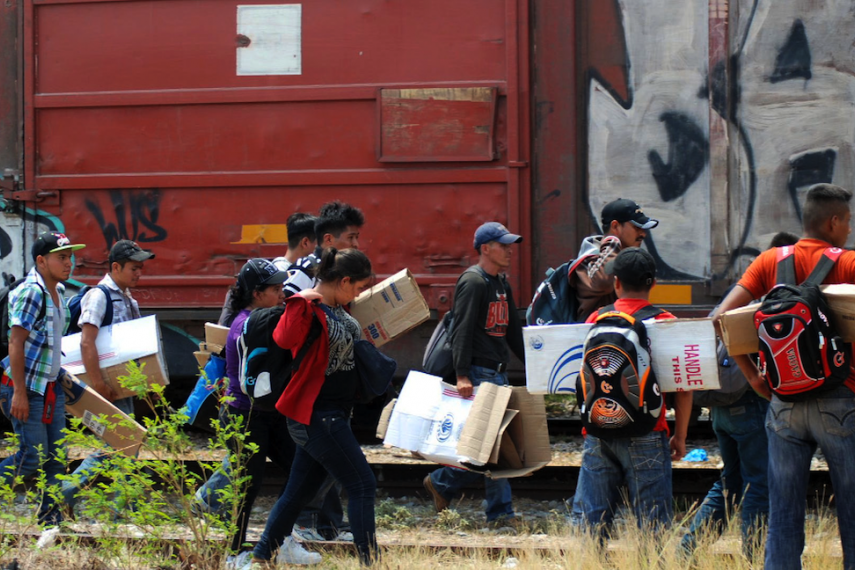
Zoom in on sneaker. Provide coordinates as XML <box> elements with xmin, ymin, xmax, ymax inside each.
<box><xmin>35</xmin><ymin>526</ymin><xmax>60</xmax><ymax>550</ymax></box>
<box><xmin>334</xmin><ymin>530</ymin><xmax>354</xmax><ymax>542</ymax></box>
<box><xmin>276</xmin><ymin>536</ymin><xmax>322</xmax><ymax>565</ymax></box>
<box><xmin>226</xmin><ymin>551</ymin><xmax>253</xmax><ymax>570</ymax></box>
<box><xmin>292</xmin><ymin>525</ymin><xmax>326</xmax><ymax>542</ymax></box>
<box><xmin>423</xmin><ymin>474</ymin><xmax>449</xmax><ymax>513</ymax></box>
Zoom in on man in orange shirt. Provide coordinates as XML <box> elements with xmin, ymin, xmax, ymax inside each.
<box><xmin>713</xmin><ymin>183</ymin><xmax>855</xmax><ymax>569</ymax></box>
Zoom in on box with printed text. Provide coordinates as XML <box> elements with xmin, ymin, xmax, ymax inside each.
<box><xmin>349</xmin><ymin>269</ymin><xmax>430</xmax><ymax>347</ymax></box>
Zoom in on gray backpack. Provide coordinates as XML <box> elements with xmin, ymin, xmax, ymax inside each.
<box><xmin>692</xmin><ymin>339</ymin><xmax>750</xmax><ymax>407</ymax></box>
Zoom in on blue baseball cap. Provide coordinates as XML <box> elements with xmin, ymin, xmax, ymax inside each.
<box><xmin>473</xmin><ymin>222</ymin><xmax>523</xmax><ymax>251</ymax></box>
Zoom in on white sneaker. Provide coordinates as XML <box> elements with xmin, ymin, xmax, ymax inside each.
<box><xmin>36</xmin><ymin>526</ymin><xmax>60</xmax><ymax>550</ymax></box>
<box><xmin>276</xmin><ymin>536</ymin><xmax>322</xmax><ymax>565</ymax></box>
<box><xmin>291</xmin><ymin>525</ymin><xmax>325</xmax><ymax>542</ymax></box>
<box><xmin>226</xmin><ymin>551</ymin><xmax>253</xmax><ymax>570</ymax></box>
<box><xmin>335</xmin><ymin>530</ymin><xmax>354</xmax><ymax>542</ymax></box>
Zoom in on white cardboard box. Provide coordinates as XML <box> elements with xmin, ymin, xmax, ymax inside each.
<box><xmin>379</xmin><ymin>371</ymin><xmax>551</xmax><ymax>479</ymax></box>
<box><xmin>61</xmin><ymin>315</ymin><xmax>169</xmax><ymax>400</ymax></box>
<box><xmin>524</xmin><ymin>318</ymin><xmax>720</xmax><ymax>394</ymax></box>
<box><xmin>349</xmin><ymin>269</ymin><xmax>430</xmax><ymax>347</ymax></box>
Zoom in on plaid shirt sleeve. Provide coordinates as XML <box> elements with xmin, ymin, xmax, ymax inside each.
<box><xmin>78</xmin><ymin>287</ymin><xmax>108</xmax><ymax>328</ymax></box>
<box><xmin>8</xmin><ymin>282</ymin><xmax>46</xmax><ymax>332</ymax></box>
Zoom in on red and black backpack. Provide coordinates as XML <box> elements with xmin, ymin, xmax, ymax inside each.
<box><xmin>754</xmin><ymin>246</ymin><xmax>850</xmax><ymax>401</ymax></box>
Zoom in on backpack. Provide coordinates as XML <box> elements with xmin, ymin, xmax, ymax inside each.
<box><xmin>66</xmin><ymin>285</ymin><xmax>114</xmax><ymax>335</ymax></box>
<box><xmin>754</xmin><ymin>246</ymin><xmax>850</xmax><ymax>401</ymax></box>
<box><xmin>421</xmin><ymin>267</ymin><xmax>493</xmax><ymax>380</ymax></box>
<box><xmin>692</xmin><ymin>339</ymin><xmax>750</xmax><ymax>407</ymax></box>
<box><xmin>1</xmin><ymin>277</ymin><xmax>47</xmax><ymax>363</ymax></box>
<box><xmin>238</xmin><ymin>305</ymin><xmax>322</xmax><ymax>406</ymax></box>
<box><xmin>577</xmin><ymin>305</ymin><xmax>665</xmax><ymax>438</ymax></box>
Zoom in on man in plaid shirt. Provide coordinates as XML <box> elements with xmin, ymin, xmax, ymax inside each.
<box><xmin>0</xmin><ymin>232</ymin><xmax>86</xmax><ymax>526</ymax></box>
<box><xmin>59</xmin><ymin>240</ymin><xmax>154</xmax><ymax>514</ymax></box>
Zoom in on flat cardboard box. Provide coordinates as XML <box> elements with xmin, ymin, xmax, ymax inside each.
<box><xmin>350</xmin><ymin>269</ymin><xmax>430</xmax><ymax>347</ymax></box>
<box><xmin>720</xmin><ymin>285</ymin><xmax>855</xmax><ymax>356</ymax></box>
<box><xmin>194</xmin><ymin>351</ymin><xmax>212</xmax><ymax>368</ymax></box>
<box><xmin>205</xmin><ymin>323</ymin><xmax>229</xmax><ymax>349</ymax></box>
<box><xmin>379</xmin><ymin>371</ymin><xmax>551</xmax><ymax>478</ymax></box>
<box><xmin>524</xmin><ymin>318</ymin><xmax>720</xmax><ymax>394</ymax></box>
<box><xmin>62</xmin><ymin>315</ymin><xmax>170</xmax><ymax>400</ymax></box>
<box><xmin>59</xmin><ymin>372</ymin><xmax>147</xmax><ymax>457</ymax></box>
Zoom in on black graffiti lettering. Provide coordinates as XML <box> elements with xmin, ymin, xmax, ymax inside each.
<box><xmin>647</xmin><ymin>112</ymin><xmax>709</xmax><ymax>202</ymax></box>
<box><xmin>699</xmin><ymin>55</ymin><xmax>741</xmax><ymax>122</ymax></box>
<box><xmin>788</xmin><ymin>150</ymin><xmax>836</xmax><ymax>222</ymax></box>
<box><xmin>0</xmin><ymin>227</ymin><xmax>11</xmax><ymax>260</ymax></box>
<box><xmin>87</xmin><ymin>190</ymin><xmax>168</xmax><ymax>248</ymax></box>
<box><xmin>770</xmin><ymin>20</ymin><xmax>811</xmax><ymax>83</ymax></box>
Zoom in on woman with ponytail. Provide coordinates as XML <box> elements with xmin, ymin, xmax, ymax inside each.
<box><xmin>249</xmin><ymin>248</ymin><xmax>378</xmax><ymax>567</ymax></box>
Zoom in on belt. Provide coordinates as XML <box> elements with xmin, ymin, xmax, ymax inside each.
<box><xmin>471</xmin><ymin>357</ymin><xmax>507</xmax><ymax>373</ymax></box>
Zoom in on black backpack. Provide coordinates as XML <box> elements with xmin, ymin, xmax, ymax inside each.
<box><xmin>754</xmin><ymin>247</ymin><xmax>850</xmax><ymax>401</ymax></box>
<box><xmin>526</xmin><ymin>261</ymin><xmax>579</xmax><ymax>326</ymax></box>
<box><xmin>1</xmin><ymin>277</ymin><xmax>46</xmax><ymax>363</ymax></box>
<box><xmin>66</xmin><ymin>285</ymin><xmax>114</xmax><ymax>335</ymax></box>
<box><xmin>238</xmin><ymin>305</ymin><xmax>322</xmax><ymax>407</ymax></box>
<box><xmin>577</xmin><ymin>305</ymin><xmax>665</xmax><ymax>438</ymax></box>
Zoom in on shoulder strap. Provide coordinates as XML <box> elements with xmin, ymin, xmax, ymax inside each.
<box><xmin>96</xmin><ymin>285</ymin><xmax>114</xmax><ymax>325</ymax></box>
<box><xmin>775</xmin><ymin>246</ymin><xmax>797</xmax><ymax>285</ymax></box>
<box><xmin>803</xmin><ymin>247</ymin><xmax>844</xmax><ymax>287</ymax></box>
<box><xmin>632</xmin><ymin>304</ymin><xmax>666</xmax><ymax>321</ymax></box>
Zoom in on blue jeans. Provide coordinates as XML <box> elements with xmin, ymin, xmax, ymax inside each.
<box><xmin>60</xmin><ymin>395</ymin><xmax>135</xmax><ymax>511</ymax></box>
<box><xmin>427</xmin><ymin>365</ymin><xmax>514</xmax><ymax>522</ymax></box>
<box><xmin>683</xmin><ymin>393</ymin><xmax>769</xmax><ymax>556</ymax></box>
<box><xmin>0</xmin><ymin>382</ymin><xmax>66</xmax><ymax>525</ymax></box>
<box><xmin>765</xmin><ymin>387</ymin><xmax>855</xmax><ymax>570</ymax></box>
<box><xmin>253</xmin><ymin>409</ymin><xmax>377</xmax><ymax>564</ymax></box>
<box><xmin>570</xmin><ymin>430</ymin><xmax>672</xmax><ymax>535</ymax></box>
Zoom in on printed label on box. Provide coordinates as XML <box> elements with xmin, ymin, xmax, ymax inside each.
<box><xmin>82</xmin><ymin>410</ymin><xmax>106</xmax><ymax>437</ymax></box>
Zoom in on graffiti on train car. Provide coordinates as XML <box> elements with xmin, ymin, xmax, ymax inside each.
<box><xmin>86</xmin><ymin>190</ymin><xmax>168</xmax><ymax>249</ymax></box>
<box><xmin>586</xmin><ymin>0</ymin><xmax>855</xmax><ymax>281</ymax></box>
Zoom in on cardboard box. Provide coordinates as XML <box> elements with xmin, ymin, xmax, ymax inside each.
<box><xmin>205</xmin><ymin>323</ymin><xmax>229</xmax><ymax>349</ymax></box>
<box><xmin>720</xmin><ymin>285</ymin><xmax>855</xmax><ymax>356</ymax></box>
<box><xmin>379</xmin><ymin>371</ymin><xmax>551</xmax><ymax>478</ymax></box>
<box><xmin>194</xmin><ymin>351</ymin><xmax>212</xmax><ymax>368</ymax></box>
<box><xmin>59</xmin><ymin>372</ymin><xmax>147</xmax><ymax>457</ymax></box>
<box><xmin>349</xmin><ymin>269</ymin><xmax>430</xmax><ymax>347</ymax></box>
<box><xmin>523</xmin><ymin>318</ymin><xmax>720</xmax><ymax>394</ymax></box>
<box><xmin>61</xmin><ymin>315</ymin><xmax>170</xmax><ymax>400</ymax></box>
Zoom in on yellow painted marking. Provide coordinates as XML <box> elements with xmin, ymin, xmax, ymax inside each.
<box><xmin>649</xmin><ymin>284</ymin><xmax>692</xmax><ymax>305</ymax></box>
<box><xmin>231</xmin><ymin>224</ymin><xmax>289</xmax><ymax>245</ymax></box>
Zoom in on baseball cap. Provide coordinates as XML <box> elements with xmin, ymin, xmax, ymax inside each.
<box><xmin>473</xmin><ymin>222</ymin><xmax>523</xmax><ymax>251</ymax></box>
<box><xmin>31</xmin><ymin>232</ymin><xmax>86</xmax><ymax>261</ymax></box>
<box><xmin>109</xmin><ymin>240</ymin><xmax>155</xmax><ymax>263</ymax></box>
<box><xmin>605</xmin><ymin>247</ymin><xmax>657</xmax><ymax>289</ymax></box>
<box><xmin>238</xmin><ymin>258</ymin><xmax>288</xmax><ymax>291</ymax></box>
<box><xmin>601</xmin><ymin>198</ymin><xmax>659</xmax><ymax>230</ymax></box>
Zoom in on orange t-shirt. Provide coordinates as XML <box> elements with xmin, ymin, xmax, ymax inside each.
<box><xmin>585</xmin><ymin>298</ymin><xmax>676</xmax><ymax>434</ymax></box>
<box><xmin>738</xmin><ymin>238</ymin><xmax>855</xmax><ymax>389</ymax></box>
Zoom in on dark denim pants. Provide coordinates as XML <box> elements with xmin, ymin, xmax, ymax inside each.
<box><xmin>253</xmin><ymin>408</ymin><xmax>377</xmax><ymax>564</ymax></box>
<box><xmin>427</xmin><ymin>365</ymin><xmax>514</xmax><ymax>522</ymax></box>
<box><xmin>765</xmin><ymin>387</ymin><xmax>855</xmax><ymax>570</ymax></box>
<box><xmin>682</xmin><ymin>392</ymin><xmax>769</xmax><ymax>557</ymax></box>
<box><xmin>570</xmin><ymin>429</ymin><xmax>672</xmax><ymax>535</ymax></box>
<box><xmin>0</xmin><ymin>383</ymin><xmax>66</xmax><ymax>525</ymax></box>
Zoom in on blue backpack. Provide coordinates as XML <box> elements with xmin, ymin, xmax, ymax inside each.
<box><xmin>66</xmin><ymin>285</ymin><xmax>114</xmax><ymax>335</ymax></box>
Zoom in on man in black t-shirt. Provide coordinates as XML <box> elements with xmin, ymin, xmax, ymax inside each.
<box><xmin>423</xmin><ymin>222</ymin><xmax>526</xmax><ymax>526</ymax></box>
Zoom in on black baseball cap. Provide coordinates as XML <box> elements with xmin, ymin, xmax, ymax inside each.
<box><xmin>31</xmin><ymin>232</ymin><xmax>86</xmax><ymax>261</ymax></box>
<box><xmin>238</xmin><ymin>258</ymin><xmax>288</xmax><ymax>291</ymax></box>
<box><xmin>605</xmin><ymin>247</ymin><xmax>657</xmax><ymax>289</ymax></box>
<box><xmin>109</xmin><ymin>240</ymin><xmax>155</xmax><ymax>263</ymax></box>
<box><xmin>473</xmin><ymin>222</ymin><xmax>523</xmax><ymax>251</ymax></box>
<box><xmin>601</xmin><ymin>199</ymin><xmax>659</xmax><ymax>230</ymax></box>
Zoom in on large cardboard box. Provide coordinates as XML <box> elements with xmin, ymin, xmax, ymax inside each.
<box><xmin>379</xmin><ymin>371</ymin><xmax>551</xmax><ymax>478</ymax></box>
<box><xmin>59</xmin><ymin>372</ymin><xmax>147</xmax><ymax>457</ymax></box>
<box><xmin>61</xmin><ymin>315</ymin><xmax>169</xmax><ymax>400</ymax></box>
<box><xmin>349</xmin><ymin>269</ymin><xmax>430</xmax><ymax>347</ymax></box>
<box><xmin>720</xmin><ymin>285</ymin><xmax>855</xmax><ymax>356</ymax></box>
<box><xmin>524</xmin><ymin>319</ymin><xmax>720</xmax><ymax>394</ymax></box>
<box><xmin>205</xmin><ymin>323</ymin><xmax>229</xmax><ymax>349</ymax></box>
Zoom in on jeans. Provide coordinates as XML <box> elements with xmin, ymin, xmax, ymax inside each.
<box><xmin>765</xmin><ymin>387</ymin><xmax>855</xmax><ymax>570</ymax></box>
<box><xmin>570</xmin><ymin>429</ymin><xmax>672</xmax><ymax>535</ymax></box>
<box><xmin>428</xmin><ymin>365</ymin><xmax>515</xmax><ymax>522</ymax></box>
<box><xmin>253</xmin><ymin>409</ymin><xmax>377</xmax><ymax>564</ymax></box>
<box><xmin>682</xmin><ymin>393</ymin><xmax>769</xmax><ymax>557</ymax></box>
<box><xmin>0</xmin><ymin>383</ymin><xmax>66</xmax><ymax>525</ymax></box>
<box><xmin>60</xmin><ymin>395</ymin><xmax>135</xmax><ymax>511</ymax></box>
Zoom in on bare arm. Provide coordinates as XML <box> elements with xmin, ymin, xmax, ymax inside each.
<box><xmin>669</xmin><ymin>391</ymin><xmax>692</xmax><ymax>460</ymax></box>
<box><xmin>80</xmin><ymin>323</ymin><xmax>116</xmax><ymax>401</ymax></box>
<box><xmin>7</xmin><ymin>326</ymin><xmax>30</xmax><ymax>421</ymax></box>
